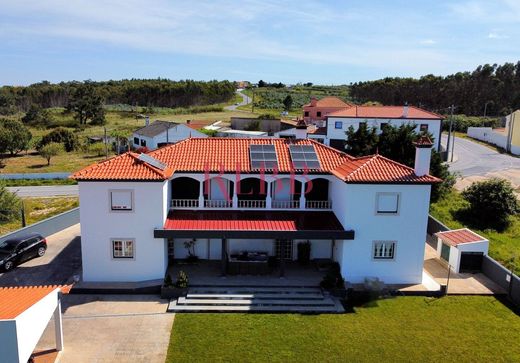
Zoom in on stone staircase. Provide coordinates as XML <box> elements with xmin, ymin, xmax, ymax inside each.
<box><xmin>167</xmin><ymin>285</ymin><xmax>344</xmax><ymax>313</ymax></box>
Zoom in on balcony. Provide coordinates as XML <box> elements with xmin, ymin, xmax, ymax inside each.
<box><xmin>171</xmin><ymin>199</ymin><xmax>199</xmax><ymax>209</ymax></box>
<box><xmin>271</xmin><ymin>200</ymin><xmax>300</xmax><ymax>209</ymax></box>
<box><xmin>237</xmin><ymin>200</ymin><xmax>266</xmax><ymax>209</ymax></box>
<box><xmin>306</xmin><ymin>200</ymin><xmax>332</xmax><ymax>209</ymax></box>
<box><xmin>204</xmin><ymin>200</ymin><xmax>232</xmax><ymax>208</ymax></box>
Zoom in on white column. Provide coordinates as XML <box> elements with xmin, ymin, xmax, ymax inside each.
<box><xmin>54</xmin><ymin>295</ymin><xmax>64</xmax><ymax>351</ymax></box>
<box><xmin>232</xmin><ymin>180</ymin><xmax>238</xmax><ymax>208</ymax></box>
<box><xmin>266</xmin><ymin>181</ymin><xmax>272</xmax><ymax>209</ymax></box>
<box><xmin>198</xmin><ymin>180</ymin><xmax>204</xmax><ymax>208</ymax></box>
<box><xmin>299</xmin><ymin>180</ymin><xmax>306</xmax><ymax>209</ymax></box>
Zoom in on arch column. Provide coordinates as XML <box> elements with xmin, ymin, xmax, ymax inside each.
<box><xmin>266</xmin><ymin>181</ymin><xmax>272</xmax><ymax>209</ymax></box>
<box><xmin>299</xmin><ymin>180</ymin><xmax>306</xmax><ymax>209</ymax></box>
<box><xmin>198</xmin><ymin>180</ymin><xmax>204</xmax><ymax>208</ymax></box>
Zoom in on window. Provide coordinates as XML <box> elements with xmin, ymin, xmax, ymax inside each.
<box><xmin>359</xmin><ymin>122</ymin><xmax>367</xmax><ymax>128</ymax></box>
<box><xmin>140</xmin><ymin>139</ymin><xmax>147</xmax><ymax>147</ymax></box>
<box><xmin>317</xmin><ymin>111</ymin><xmax>322</xmax><ymax>117</ymax></box>
<box><xmin>420</xmin><ymin>124</ymin><xmax>428</xmax><ymax>132</ymax></box>
<box><xmin>334</xmin><ymin>121</ymin><xmax>343</xmax><ymax>129</ymax></box>
<box><xmin>304</xmin><ymin>111</ymin><xmax>309</xmax><ymax>117</ymax></box>
<box><xmin>275</xmin><ymin>240</ymin><xmax>293</xmax><ymax>260</ymax></box>
<box><xmin>112</xmin><ymin>239</ymin><xmax>134</xmax><ymax>259</ymax></box>
<box><xmin>373</xmin><ymin>241</ymin><xmax>396</xmax><ymax>260</ymax></box>
<box><xmin>110</xmin><ymin>190</ymin><xmax>133</xmax><ymax>211</ymax></box>
<box><xmin>376</xmin><ymin>192</ymin><xmax>400</xmax><ymax>214</ymax></box>
<box><xmin>133</xmin><ymin>137</ymin><xmax>139</xmax><ymax>145</ymax></box>
<box><xmin>380</xmin><ymin>122</ymin><xmax>388</xmax><ymax>129</ymax></box>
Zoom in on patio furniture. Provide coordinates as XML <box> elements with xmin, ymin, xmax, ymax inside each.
<box><xmin>228</xmin><ymin>251</ymin><xmax>270</xmax><ymax>275</ymax></box>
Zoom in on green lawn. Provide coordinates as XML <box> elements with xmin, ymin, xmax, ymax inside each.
<box><xmin>430</xmin><ymin>191</ymin><xmax>520</xmax><ymax>272</ymax></box>
<box><xmin>167</xmin><ymin>296</ymin><xmax>520</xmax><ymax>363</ymax></box>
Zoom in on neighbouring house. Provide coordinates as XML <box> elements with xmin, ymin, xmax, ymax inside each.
<box><xmin>325</xmin><ymin>105</ymin><xmax>443</xmax><ymax>151</ymax></box>
<box><xmin>434</xmin><ymin>229</ymin><xmax>489</xmax><ymax>273</ymax></box>
<box><xmin>217</xmin><ymin>129</ymin><xmax>268</xmax><ymax>138</ymax></box>
<box><xmin>467</xmin><ymin>110</ymin><xmax>520</xmax><ymax>155</ymax></box>
<box><xmin>0</xmin><ymin>285</ymin><xmax>70</xmax><ymax>363</ymax></box>
<box><xmin>274</xmin><ymin>118</ymin><xmax>326</xmax><ymax>143</ymax></box>
<box><xmin>230</xmin><ymin>117</ymin><xmax>289</xmax><ymax>135</ymax></box>
<box><xmin>132</xmin><ymin>120</ymin><xmax>207</xmax><ymax>150</ymax></box>
<box><xmin>71</xmin><ymin>131</ymin><xmax>440</xmax><ymax>285</ymax></box>
<box><xmin>303</xmin><ymin>97</ymin><xmax>352</xmax><ymax>127</ymax></box>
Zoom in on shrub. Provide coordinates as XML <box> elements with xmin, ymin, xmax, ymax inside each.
<box><xmin>175</xmin><ymin>270</ymin><xmax>189</xmax><ymax>288</ymax></box>
<box><xmin>89</xmin><ymin>142</ymin><xmax>106</xmax><ymax>156</ymax></box>
<box><xmin>461</xmin><ymin>178</ymin><xmax>519</xmax><ymax>230</ymax></box>
<box><xmin>22</xmin><ymin>104</ymin><xmax>53</xmax><ymax>127</ymax></box>
<box><xmin>0</xmin><ymin>118</ymin><xmax>32</xmax><ymax>155</ymax></box>
<box><xmin>39</xmin><ymin>142</ymin><xmax>64</xmax><ymax>166</ymax></box>
<box><xmin>320</xmin><ymin>262</ymin><xmax>345</xmax><ymax>289</ymax></box>
<box><xmin>39</xmin><ymin>127</ymin><xmax>79</xmax><ymax>152</ymax></box>
<box><xmin>163</xmin><ymin>274</ymin><xmax>174</xmax><ymax>287</ymax></box>
<box><xmin>0</xmin><ymin>184</ymin><xmax>21</xmax><ymax>222</ymax></box>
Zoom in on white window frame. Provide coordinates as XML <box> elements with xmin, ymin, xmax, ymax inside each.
<box><xmin>375</xmin><ymin>192</ymin><xmax>400</xmax><ymax>215</ymax></box>
<box><xmin>334</xmin><ymin>121</ymin><xmax>343</xmax><ymax>129</ymax></box>
<box><xmin>109</xmin><ymin>189</ymin><xmax>134</xmax><ymax>212</ymax></box>
<box><xmin>111</xmin><ymin>238</ymin><xmax>135</xmax><ymax>259</ymax></box>
<box><xmin>372</xmin><ymin>241</ymin><xmax>396</xmax><ymax>261</ymax></box>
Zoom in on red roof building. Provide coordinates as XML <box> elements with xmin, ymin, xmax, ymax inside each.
<box><xmin>303</xmin><ymin>96</ymin><xmax>352</xmax><ymax>125</ymax></box>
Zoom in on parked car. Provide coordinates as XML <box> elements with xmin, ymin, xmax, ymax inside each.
<box><xmin>0</xmin><ymin>233</ymin><xmax>47</xmax><ymax>271</ymax></box>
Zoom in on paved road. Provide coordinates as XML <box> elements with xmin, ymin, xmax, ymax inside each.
<box><xmin>225</xmin><ymin>89</ymin><xmax>251</xmax><ymax>111</ymax></box>
<box><xmin>441</xmin><ymin>134</ymin><xmax>520</xmax><ymax>177</ymax></box>
<box><xmin>0</xmin><ymin>224</ymin><xmax>81</xmax><ymax>286</ymax></box>
<box><xmin>7</xmin><ymin>185</ymin><xmax>79</xmax><ymax>197</ymax></box>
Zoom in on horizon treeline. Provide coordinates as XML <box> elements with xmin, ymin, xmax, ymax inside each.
<box><xmin>0</xmin><ymin>79</ymin><xmax>236</xmax><ymax>113</ymax></box>
<box><xmin>350</xmin><ymin>62</ymin><xmax>520</xmax><ymax>116</ymax></box>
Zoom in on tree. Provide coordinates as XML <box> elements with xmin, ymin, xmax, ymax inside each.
<box><xmin>22</xmin><ymin>104</ymin><xmax>53</xmax><ymax>127</ymax></box>
<box><xmin>378</xmin><ymin>124</ymin><xmax>418</xmax><ymax>167</ymax></box>
<box><xmin>0</xmin><ymin>184</ymin><xmax>21</xmax><ymax>222</ymax></box>
<box><xmin>0</xmin><ymin>118</ymin><xmax>32</xmax><ymax>155</ymax></box>
<box><xmin>66</xmin><ymin>81</ymin><xmax>106</xmax><ymax>125</ymax></box>
<box><xmin>39</xmin><ymin>142</ymin><xmax>63</xmax><ymax>166</ymax></box>
<box><xmin>429</xmin><ymin>150</ymin><xmax>456</xmax><ymax>202</ymax></box>
<box><xmin>39</xmin><ymin>127</ymin><xmax>78</xmax><ymax>152</ymax></box>
<box><xmin>461</xmin><ymin>178</ymin><xmax>518</xmax><ymax>230</ymax></box>
<box><xmin>344</xmin><ymin>123</ymin><xmax>378</xmax><ymax>156</ymax></box>
<box><xmin>283</xmin><ymin>95</ymin><xmax>293</xmax><ymax>111</ymax></box>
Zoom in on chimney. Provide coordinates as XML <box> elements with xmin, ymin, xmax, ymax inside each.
<box><xmin>310</xmin><ymin>97</ymin><xmax>318</xmax><ymax>107</ymax></box>
<box><xmin>295</xmin><ymin>117</ymin><xmax>308</xmax><ymax>139</ymax></box>
<box><xmin>145</xmin><ymin>116</ymin><xmax>150</xmax><ymax>126</ymax></box>
<box><xmin>403</xmin><ymin>102</ymin><xmax>409</xmax><ymax>118</ymax></box>
<box><xmin>413</xmin><ymin>135</ymin><xmax>434</xmax><ymax>176</ymax></box>
<box><xmin>187</xmin><ymin>119</ymin><xmax>191</xmax><ymax>125</ymax></box>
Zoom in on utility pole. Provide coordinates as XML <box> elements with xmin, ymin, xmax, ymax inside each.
<box><xmin>445</xmin><ymin>105</ymin><xmax>454</xmax><ymax>162</ymax></box>
<box><xmin>104</xmin><ymin>127</ymin><xmax>108</xmax><ymax>159</ymax></box>
<box><xmin>252</xmin><ymin>87</ymin><xmax>255</xmax><ymax>113</ymax></box>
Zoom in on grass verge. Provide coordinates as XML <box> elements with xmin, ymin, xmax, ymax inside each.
<box><xmin>1</xmin><ymin>179</ymin><xmax>77</xmax><ymax>187</ymax></box>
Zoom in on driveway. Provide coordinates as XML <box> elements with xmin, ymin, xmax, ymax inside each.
<box><xmin>441</xmin><ymin>134</ymin><xmax>520</xmax><ymax>191</ymax></box>
<box><xmin>36</xmin><ymin>294</ymin><xmax>174</xmax><ymax>363</ymax></box>
<box><xmin>0</xmin><ymin>224</ymin><xmax>81</xmax><ymax>286</ymax></box>
<box><xmin>225</xmin><ymin>90</ymin><xmax>251</xmax><ymax>111</ymax></box>
<box><xmin>7</xmin><ymin>185</ymin><xmax>79</xmax><ymax>197</ymax></box>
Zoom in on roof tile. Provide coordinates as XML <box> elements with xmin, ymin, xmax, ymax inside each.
<box><xmin>329</xmin><ymin>105</ymin><xmax>443</xmax><ymax>119</ymax></box>
<box><xmin>0</xmin><ymin>285</ymin><xmax>70</xmax><ymax>319</ymax></box>
<box><xmin>435</xmin><ymin>228</ymin><xmax>487</xmax><ymax>246</ymax></box>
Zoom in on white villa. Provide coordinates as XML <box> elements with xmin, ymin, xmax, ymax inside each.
<box><xmin>72</xmin><ymin>134</ymin><xmax>439</xmax><ymax>285</ymax></box>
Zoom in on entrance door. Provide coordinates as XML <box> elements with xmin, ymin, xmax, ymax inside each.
<box><xmin>459</xmin><ymin>252</ymin><xmax>483</xmax><ymax>273</ymax></box>
<box><xmin>275</xmin><ymin>240</ymin><xmax>293</xmax><ymax>260</ymax></box>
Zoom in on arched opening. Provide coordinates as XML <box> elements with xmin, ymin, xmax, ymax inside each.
<box><xmin>271</xmin><ymin>177</ymin><xmax>302</xmax><ymax>208</ymax></box>
<box><xmin>237</xmin><ymin>178</ymin><xmax>267</xmax><ymax>208</ymax></box>
<box><xmin>170</xmin><ymin>177</ymin><xmax>200</xmax><ymax>208</ymax></box>
<box><xmin>204</xmin><ymin>177</ymin><xmax>234</xmax><ymax>208</ymax></box>
<box><xmin>304</xmin><ymin>178</ymin><xmax>331</xmax><ymax>209</ymax></box>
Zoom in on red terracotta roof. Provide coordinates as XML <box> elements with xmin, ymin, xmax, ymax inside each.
<box><xmin>328</xmin><ymin>105</ymin><xmax>443</xmax><ymax>119</ymax></box>
<box><xmin>435</xmin><ymin>229</ymin><xmax>487</xmax><ymax>246</ymax></box>
<box><xmin>71</xmin><ymin>152</ymin><xmax>174</xmax><ymax>181</ymax></box>
<box><xmin>164</xmin><ymin>210</ymin><xmax>345</xmax><ymax>231</ymax></box>
<box><xmin>304</xmin><ymin>96</ymin><xmax>352</xmax><ymax>108</ymax></box>
<box><xmin>186</xmin><ymin>120</ymin><xmax>213</xmax><ymax>130</ymax></box>
<box><xmin>149</xmin><ymin>138</ymin><xmax>351</xmax><ymax>173</ymax></box>
<box><xmin>0</xmin><ymin>285</ymin><xmax>70</xmax><ymax>320</ymax></box>
<box><xmin>332</xmin><ymin>154</ymin><xmax>441</xmax><ymax>183</ymax></box>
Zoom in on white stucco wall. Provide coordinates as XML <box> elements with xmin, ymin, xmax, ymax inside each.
<box><xmin>133</xmin><ymin>124</ymin><xmax>206</xmax><ymax>150</ymax></box>
<box><xmin>332</xmin><ymin>182</ymin><xmax>431</xmax><ymax>284</ymax></box>
<box><xmin>327</xmin><ymin>117</ymin><xmax>442</xmax><ymax>150</ymax></box>
<box><xmin>79</xmin><ymin>181</ymin><xmax>169</xmax><ymax>282</ymax></box>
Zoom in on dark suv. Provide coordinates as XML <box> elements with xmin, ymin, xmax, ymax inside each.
<box><xmin>0</xmin><ymin>233</ymin><xmax>47</xmax><ymax>271</ymax></box>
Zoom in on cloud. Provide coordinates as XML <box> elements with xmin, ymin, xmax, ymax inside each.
<box><xmin>420</xmin><ymin>39</ymin><xmax>437</xmax><ymax>45</ymax></box>
<box><xmin>488</xmin><ymin>32</ymin><xmax>509</xmax><ymax>39</ymax></box>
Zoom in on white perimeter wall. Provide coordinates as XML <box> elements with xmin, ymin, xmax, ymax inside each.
<box><xmin>79</xmin><ymin>181</ymin><xmax>169</xmax><ymax>282</ymax></box>
<box><xmin>327</xmin><ymin>117</ymin><xmax>442</xmax><ymax>150</ymax></box>
<box><xmin>330</xmin><ymin>180</ymin><xmax>431</xmax><ymax>284</ymax></box>
<box><xmin>467</xmin><ymin>127</ymin><xmax>516</xmax><ymax>152</ymax></box>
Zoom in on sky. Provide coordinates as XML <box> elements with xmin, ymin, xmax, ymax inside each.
<box><xmin>1</xmin><ymin>0</ymin><xmax>519</xmax><ymax>86</ymax></box>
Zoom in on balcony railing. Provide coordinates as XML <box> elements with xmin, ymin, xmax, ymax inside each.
<box><xmin>237</xmin><ymin>199</ymin><xmax>266</xmax><ymax>209</ymax></box>
<box><xmin>271</xmin><ymin>200</ymin><xmax>300</xmax><ymax>209</ymax></box>
<box><xmin>204</xmin><ymin>199</ymin><xmax>232</xmax><ymax>208</ymax></box>
<box><xmin>306</xmin><ymin>200</ymin><xmax>332</xmax><ymax>209</ymax></box>
<box><xmin>171</xmin><ymin>199</ymin><xmax>199</xmax><ymax>208</ymax></box>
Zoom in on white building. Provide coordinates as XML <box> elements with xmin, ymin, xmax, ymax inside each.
<box><xmin>323</xmin><ymin>105</ymin><xmax>443</xmax><ymax>151</ymax></box>
<box><xmin>72</xmin><ymin>135</ymin><xmax>439</xmax><ymax>285</ymax></box>
<box><xmin>132</xmin><ymin>120</ymin><xmax>207</xmax><ymax>150</ymax></box>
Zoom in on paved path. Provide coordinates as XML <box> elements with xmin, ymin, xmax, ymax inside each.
<box><xmin>7</xmin><ymin>185</ymin><xmax>79</xmax><ymax>197</ymax></box>
<box><xmin>442</xmin><ymin>134</ymin><xmax>520</xmax><ymax>191</ymax></box>
<box><xmin>225</xmin><ymin>89</ymin><xmax>251</xmax><ymax>111</ymax></box>
<box><xmin>0</xmin><ymin>224</ymin><xmax>81</xmax><ymax>286</ymax></box>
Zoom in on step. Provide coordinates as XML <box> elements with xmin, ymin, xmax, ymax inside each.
<box><xmin>188</xmin><ymin>287</ymin><xmax>322</xmax><ymax>294</ymax></box>
<box><xmin>177</xmin><ymin>297</ymin><xmax>335</xmax><ymax>306</ymax></box>
<box><xmin>186</xmin><ymin>293</ymin><xmax>325</xmax><ymax>300</ymax></box>
<box><xmin>168</xmin><ymin>302</ymin><xmax>341</xmax><ymax>313</ymax></box>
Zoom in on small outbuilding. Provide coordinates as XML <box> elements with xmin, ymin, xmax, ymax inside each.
<box><xmin>0</xmin><ymin>285</ymin><xmax>70</xmax><ymax>363</ymax></box>
<box><xmin>434</xmin><ymin>228</ymin><xmax>489</xmax><ymax>273</ymax></box>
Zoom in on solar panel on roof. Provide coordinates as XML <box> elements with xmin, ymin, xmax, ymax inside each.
<box><xmin>138</xmin><ymin>153</ymin><xmax>167</xmax><ymax>170</ymax></box>
<box><xmin>289</xmin><ymin>145</ymin><xmax>321</xmax><ymax>170</ymax></box>
<box><xmin>249</xmin><ymin>144</ymin><xmax>279</xmax><ymax>170</ymax></box>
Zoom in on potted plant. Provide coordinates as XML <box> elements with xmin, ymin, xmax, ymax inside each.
<box><xmin>183</xmin><ymin>239</ymin><xmax>199</xmax><ymax>263</ymax></box>
<box><xmin>297</xmin><ymin>241</ymin><xmax>311</xmax><ymax>265</ymax></box>
<box><xmin>320</xmin><ymin>262</ymin><xmax>347</xmax><ymax>298</ymax></box>
<box><xmin>161</xmin><ymin>271</ymin><xmax>189</xmax><ymax>299</ymax></box>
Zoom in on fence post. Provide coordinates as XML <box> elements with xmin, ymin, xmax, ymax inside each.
<box><xmin>21</xmin><ymin>201</ymin><xmax>26</xmax><ymax>228</ymax></box>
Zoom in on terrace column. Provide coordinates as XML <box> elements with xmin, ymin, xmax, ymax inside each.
<box><xmin>221</xmin><ymin>238</ymin><xmax>227</xmax><ymax>276</ymax></box>
<box><xmin>54</xmin><ymin>293</ymin><xmax>64</xmax><ymax>351</ymax></box>
<box><xmin>198</xmin><ymin>180</ymin><xmax>204</xmax><ymax>208</ymax></box>
<box><xmin>266</xmin><ymin>181</ymin><xmax>272</xmax><ymax>209</ymax></box>
<box><xmin>232</xmin><ymin>181</ymin><xmax>238</xmax><ymax>208</ymax></box>
<box><xmin>299</xmin><ymin>180</ymin><xmax>306</xmax><ymax>209</ymax></box>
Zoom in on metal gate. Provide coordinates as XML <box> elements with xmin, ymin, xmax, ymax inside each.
<box><xmin>459</xmin><ymin>252</ymin><xmax>483</xmax><ymax>273</ymax></box>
